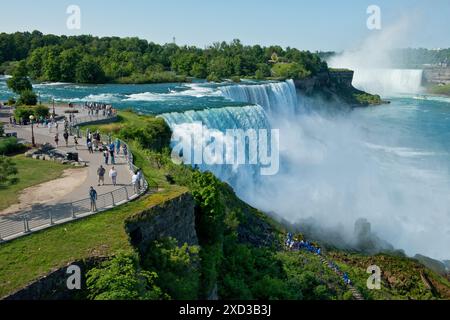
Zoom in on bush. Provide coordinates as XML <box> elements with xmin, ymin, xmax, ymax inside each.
<box><xmin>207</xmin><ymin>73</ymin><xmax>221</xmax><ymax>83</ymax></box>
<box><xmin>14</xmin><ymin>107</ymin><xmax>34</xmax><ymax>123</ymax></box>
<box><xmin>34</xmin><ymin>105</ymin><xmax>50</xmax><ymax>118</ymax></box>
<box><xmin>0</xmin><ymin>155</ymin><xmax>18</xmax><ymax>186</ymax></box>
<box><xmin>7</xmin><ymin>98</ymin><xmax>16</xmax><ymax>106</ymax></box>
<box><xmin>271</xmin><ymin>62</ymin><xmax>311</xmax><ymax>80</ymax></box>
<box><xmin>143</xmin><ymin>238</ymin><xmax>200</xmax><ymax>300</ymax></box>
<box><xmin>231</xmin><ymin>76</ymin><xmax>241</xmax><ymax>83</ymax></box>
<box><xmin>17</xmin><ymin>90</ymin><xmax>37</xmax><ymax>106</ymax></box>
<box><xmin>14</xmin><ymin>105</ymin><xmax>50</xmax><ymax>122</ymax></box>
<box><xmin>118</xmin><ymin>118</ymin><xmax>171</xmax><ymax>152</ymax></box>
<box><xmin>0</xmin><ymin>138</ymin><xmax>27</xmax><ymax>156</ymax></box>
<box><xmin>86</xmin><ymin>252</ymin><xmax>168</xmax><ymax>300</ymax></box>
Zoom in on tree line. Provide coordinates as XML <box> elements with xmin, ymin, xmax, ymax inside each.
<box><xmin>0</xmin><ymin>31</ymin><xmax>328</xmax><ymax>84</ymax></box>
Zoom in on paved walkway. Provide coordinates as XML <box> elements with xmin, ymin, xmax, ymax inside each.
<box><xmin>0</xmin><ymin>105</ymin><xmax>142</xmax><ymax>241</ymax></box>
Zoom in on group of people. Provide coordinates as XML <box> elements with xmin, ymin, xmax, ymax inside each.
<box><xmin>285</xmin><ymin>233</ymin><xmax>353</xmax><ymax>286</ymax></box>
<box><xmin>84</xmin><ymin>102</ymin><xmax>115</xmax><ymax>117</ymax></box>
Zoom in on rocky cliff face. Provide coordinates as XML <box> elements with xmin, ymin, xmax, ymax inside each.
<box><xmin>424</xmin><ymin>67</ymin><xmax>450</xmax><ymax>85</ymax></box>
<box><xmin>125</xmin><ymin>192</ymin><xmax>198</xmax><ymax>255</ymax></box>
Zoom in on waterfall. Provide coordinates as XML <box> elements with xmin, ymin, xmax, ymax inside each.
<box><xmin>352</xmin><ymin>68</ymin><xmax>424</xmax><ymax>95</ymax></box>
<box><xmin>161</xmin><ymin>105</ymin><xmax>270</xmax><ymax>131</ymax></box>
<box><xmin>220</xmin><ymin>80</ymin><xmax>298</xmax><ymax>115</ymax></box>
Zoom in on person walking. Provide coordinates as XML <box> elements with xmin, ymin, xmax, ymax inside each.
<box><xmin>54</xmin><ymin>133</ymin><xmax>59</xmax><ymax>147</ymax></box>
<box><xmin>109</xmin><ymin>166</ymin><xmax>118</xmax><ymax>186</ymax></box>
<box><xmin>132</xmin><ymin>172</ymin><xmax>139</xmax><ymax>194</ymax></box>
<box><xmin>97</xmin><ymin>165</ymin><xmax>106</xmax><ymax>186</ymax></box>
<box><xmin>103</xmin><ymin>149</ymin><xmax>109</xmax><ymax>165</ymax></box>
<box><xmin>87</xmin><ymin>140</ymin><xmax>94</xmax><ymax>154</ymax></box>
<box><xmin>89</xmin><ymin>187</ymin><xmax>98</xmax><ymax>213</ymax></box>
<box><xmin>136</xmin><ymin>169</ymin><xmax>143</xmax><ymax>191</ymax></box>
<box><xmin>74</xmin><ymin>136</ymin><xmax>79</xmax><ymax>149</ymax></box>
<box><xmin>109</xmin><ymin>142</ymin><xmax>115</xmax><ymax>165</ymax></box>
<box><xmin>63</xmin><ymin>131</ymin><xmax>69</xmax><ymax>147</ymax></box>
<box><xmin>115</xmin><ymin>138</ymin><xmax>121</xmax><ymax>155</ymax></box>
<box><xmin>123</xmin><ymin>144</ymin><xmax>128</xmax><ymax>159</ymax></box>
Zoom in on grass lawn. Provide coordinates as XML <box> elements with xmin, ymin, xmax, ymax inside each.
<box><xmin>0</xmin><ymin>155</ymin><xmax>70</xmax><ymax>211</ymax></box>
<box><xmin>0</xmin><ymin>185</ymin><xmax>187</xmax><ymax>298</ymax></box>
<box><xmin>426</xmin><ymin>83</ymin><xmax>450</xmax><ymax>96</ymax></box>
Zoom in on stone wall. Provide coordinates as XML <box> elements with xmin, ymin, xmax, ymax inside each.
<box><xmin>125</xmin><ymin>192</ymin><xmax>198</xmax><ymax>255</ymax></box>
<box><xmin>4</xmin><ymin>258</ymin><xmax>105</xmax><ymax>300</ymax></box>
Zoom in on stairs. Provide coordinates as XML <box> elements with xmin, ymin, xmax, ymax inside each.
<box><xmin>317</xmin><ymin>255</ymin><xmax>365</xmax><ymax>301</ymax></box>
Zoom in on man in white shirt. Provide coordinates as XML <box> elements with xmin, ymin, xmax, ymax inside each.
<box><xmin>109</xmin><ymin>167</ymin><xmax>118</xmax><ymax>186</ymax></box>
<box><xmin>132</xmin><ymin>173</ymin><xmax>139</xmax><ymax>194</ymax></box>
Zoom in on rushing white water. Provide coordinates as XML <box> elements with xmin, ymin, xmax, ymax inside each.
<box><xmin>162</xmin><ymin>80</ymin><xmax>450</xmax><ymax>261</ymax></box>
<box><xmin>220</xmin><ymin>80</ymin><xmax>298</xmax><ymax>115</ymax></box>
<box><xmin>352</xmin><ymin>68</ymin><xmax>424</xmax><ymax>96</ymax></box>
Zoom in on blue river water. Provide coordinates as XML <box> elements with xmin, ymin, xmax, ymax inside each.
<box><xmin>1</xmin><ymin>76</ymin><xmax>449</xmax><ymax>260</ymax></box>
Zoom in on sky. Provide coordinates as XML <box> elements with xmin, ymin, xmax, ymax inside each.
<box><xmin>1</xmin><ymin>0</ymin><xmax>449</xmax><ymax>51</ymax></box>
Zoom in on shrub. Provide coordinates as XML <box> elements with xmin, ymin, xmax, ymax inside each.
<box><xmin>34</xmin><ymin>105</ymin><xmax>50</xmax><ymax>118</ymax></box>
<box><xmin>14</xmin><ymin>107</ymin><xmax>34</xmax><ymax>123</ymax></box>
<box><xmin>231</xmin><ymin>76</ymin><xmax>241</xmax><ymax>83</ymax></box>
<box><xmin>86</xmin><ymin>252</ymin><xmax>168</xmax><ymax>300</ymax></box>
<box><xmin>7</xmin><ymin>98</ymin><xmax>16</xmax><ymax>106</ymax></box>
<box><xmin>271</xmin><ymin>62</ymin><xmax>311</xmax><ymax>80</ymax></box>
<box><xmin>17</xmin><ymin>90</ymin><xmax>37</xmax><ymax>106</ymax></box>
<box><xmin>0</xmin><ymin>138</ymin><xmax>27</xmax><ymax>156</ymax></box>
<box><xmin>0</xmin><ymin>155</ymin><xmax>18</xmax><ymax>186</ymax></box>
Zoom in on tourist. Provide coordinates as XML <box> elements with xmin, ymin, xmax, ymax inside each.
<box><xmin>109</xmin><ymin>143</ymin><xmax>115</xmax><ymax>165</ymax></box>
<box><xmin>54</xmin><ymin>133</ymin><xmax>59</xmax><ymax>147</ymax></box>
<box><xmin>136</xmin><ymin>169</ymin><xmax>143</xmax><ymax>190</ymax></box>
<box><xmin>89</xmin><ymin>187</ymin><xmax>98</xmax><ymax>212</ymax></box>
<box><xmin>103</xmin><ymin>149</ymin><xmax>109</xmax><ymax>165</ymax></box>
<box><xmin>123</xmin><ymin>144</ymin><xmax>128</xmax><ymax>159</ymax></box>
<box><xmin>48</xmin><ymin>121</ymin><xmax>52</xmax><ymax>133</ymax></box>
<box><xmin>109</xmin><ymin>166</ymin><xmax>118</xmax><ymax>186</ymax></box>
<box><xmin>115</xmin><ymin>138</ymin><xmax>121</xmax><ymax>155</ymax></box>
<box><xmin>87</xmin><ymin>140</ymin><xmax>93</xmax><ymax>154</ymax></box>
<box><xmin>132</xmin><ymin>172</ymin><xmax>139</xmax><ymax>194</ymax></box>
<box><xmin>97</xmin><ymin>165</ymin><xmax>106</xmax><ymax>186</ymax></box>
<box><xmin>63</xmin><ymin>131</ymin><xmax>69</xmax><ymax>147</ymax></box>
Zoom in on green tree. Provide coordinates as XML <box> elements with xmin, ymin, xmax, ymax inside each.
<box><xmin>59</xmin><ymin>49</ymin><xmax>80</xmax><ymax>82</ymax></box>
<box><xmin>0</xmin><ymin>156</ymin><xmax>18</xmax><ymax>186</ymax></box>
<box><xmin>7</xmin><ymin>61</ymin><xmax>32</xmax><ymax>94</ymax></box>
<box><xmin>75</xmin><ymin>56</ymin><xmax>105</xmax><ymax>84</ymax></box>
<box><xmin>86</xmin><ymin>252</ymin><xmax>168</xmax><ymax>300</ymax></box>
<box><xmin>17</xmin><ymin>90</ymin><xmax>37</xmax><ymax>106</ymax></box>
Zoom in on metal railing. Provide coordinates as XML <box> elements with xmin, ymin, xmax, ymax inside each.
<box><xmin>0</xmin><ymin>117</ymin><xmax>153</xmax><ymax>243</ymax></box>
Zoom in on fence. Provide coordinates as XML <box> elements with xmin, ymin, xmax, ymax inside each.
<box><xmin>0</xmin><ymin>117</ymin><xmax>153</xmax><ymax>243</ymax></box>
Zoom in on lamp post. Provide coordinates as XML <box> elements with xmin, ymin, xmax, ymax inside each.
<box><xmin>52</xmin><ymin>99</ymin><xmax>56</xmax><ymax>117</ymax></box>
<box><xmin>29</xmin><ymin>115</ymin><xmax>36</xmax><ymax>147</ymax></box>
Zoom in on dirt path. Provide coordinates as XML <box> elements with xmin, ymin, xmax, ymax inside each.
<box><xmin>0</xmin><ymin>168</ymin><xmax>88</xmax><ymax>216</ymax></box>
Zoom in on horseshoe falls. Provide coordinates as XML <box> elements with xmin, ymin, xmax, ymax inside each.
<box><xmin>352</xmin><ymin>69</ymin><xmax>424</xmax><ymax>96</ymax></box>
<box><xmin>162</xmin><ymin>80</ymin><xmax>450</xmax><ymax>261</ymax></box>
